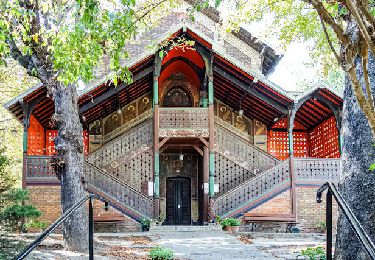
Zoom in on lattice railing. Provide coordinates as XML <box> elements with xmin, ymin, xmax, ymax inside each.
<box><xmin>87</xmin><ymin>119</ymin><xmax>153</xmax><ymax>168</ymax></box>
<box><xmin>214</xmin><ymin>160</ymin><xmax>291</xmax><ymax>217</ymax></box>
<box><xmin>25</xmin><ymin>156</ymin><xmax>58</xmax><ymax>183</ymax></box>
<box><xmin>159</xmin><ymin>107</ymin><xmax>209</xmax><ymax>129</ymax></box>
<box><xmin>214</xmin><ymin>123</ymin><xmax>278</xmax><ymax>171</ymax></box>
<box><xmin>294</xmin><ymin>158</ymin><xmax>341</xmax><ymax>183</ymax></box>
<box><xmin>84</xmin><ymin>161</ymin><xmax>154</xmax><ymax>218</ymax></box>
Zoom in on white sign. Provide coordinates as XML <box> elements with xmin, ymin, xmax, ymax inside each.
<box><xmin>148</xmin><ymin>182</ymin><xmax>154</xmax><ymax>196</ymax></box>
<box><xmin>214</xmin><ymin>184</ymin><xmax>220</xmax><ymax>193</ymax></box>
<box><xmin>203</xmin><ymin>183</ymin><xmax>209</xmax><ymax>194</ymax></box>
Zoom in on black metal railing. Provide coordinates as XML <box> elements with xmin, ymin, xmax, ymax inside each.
<box><xmin>317</xmin><ymin>182</ymin><xmax>375</xmax><ymax>260</ymax></box>
<box><xmin>16</xmin><ymin>194</ymin><xmax>95</xmax><ymax>260</ymax></box>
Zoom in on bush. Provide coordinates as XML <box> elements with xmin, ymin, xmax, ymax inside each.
<box><xmin>149</xmin><ymin>246</ymin><xmax>174</xmax><ymax>260</ymax></box>
<box><xmin>220</xmin><ymin>218</ymin><xmax>232</xmax><ymax>228</ymax></box>
<box><xmin>23</xmin><ymin>219</ymin><xmax>48</xmax><ymax>231</ymax></box>
<box><xmin>140</xmin><ymin>217</ymin><xmax>151</xmax><ymax>231</ymax></box>
<box><xmin>229</xmin><ymin>218</ymin><xmax>241</xmax><ymax>226</ymax></box>
<box><xmin>0</xmin><ymin>189</ymin><xmax>42</xmax><ymax>232</ymax></box>
<box><xmin>315</xmin><ymin>220</ymin><xmax>326</xmax><ymax>233</ymax></box>
<box><xmin>300</xmin><ymin>246</ymin><xmax>326</xmax><ymax>260</ymax></box>
<box><xmin>220</xmin><ymin>218</ymin><xmax>241</xmax><ymax>227</ymax></box>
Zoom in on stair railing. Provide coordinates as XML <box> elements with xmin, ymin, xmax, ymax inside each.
<box><xmin>16</xmin><ymin>194</ymin><xmax>96</xmax><ymax>260</ymax></box>
<box><xmin>84</xmin><ymin>160</ymin><xmax>154</xmax><ymax>218</ymax></box>
<box><xmin>317</xmin><ymin>182</ymin><xmax>375</xmax><ymax>260</ymax></box>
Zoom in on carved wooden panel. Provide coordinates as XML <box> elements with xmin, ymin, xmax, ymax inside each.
<box><xmin>162</xmin><ymin>86</ymin><xmax>193</xmax><ymax>107</ymax></box>
<box><xmin>27</xmin><ymin>115</ymin><xmax>45</xmax><ymax>155</ymax></box>
<box><xmin>26</xmin><ymin>156</ymin><xmax>57</xmax><ymax>181</ymax></box>
<box><xmin>123</xmin><ymin>102</ymin><xmax>137</xmax><ymax>124</ymax></box>
<box><xmin>103</xmin><ymin>112</ymin><xmax>122</xmax><ymax>136</ymax></box>
<box><xmin>137</xmin><ymin>94</ymin><xmax>152</xmax><ymax>115</ymax></box>
<box><xmin>159</xmin><ymin>108</ymin><xmax>209</xmax><ymax>138</ymax></box>
<box><xmin>87</xmin><ymin>119</ymin><xmax>153</xmax><ymax>168</ymax></box>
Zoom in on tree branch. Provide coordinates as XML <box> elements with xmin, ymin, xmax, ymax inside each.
<box><xmin>361</xmin><ymin>47</ymin><xmax>375</xmax><ymax>112</ymax></box>
<box><xmin>345</xmin><ymin>0</ymin><xmax>375</xmax><ymax>59</ymax></box>
<box><xmin>305</xmin><ymin>0</ymin><xmax>349</xmax><ymax>45</ymax></box>
<box><xmin>318</xmin><ymin>11</ymin><xmax>341</xmax><ymax>66</ymax></box>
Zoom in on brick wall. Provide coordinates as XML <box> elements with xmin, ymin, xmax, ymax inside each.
<box><xmin>27</xmin><ymin>186</ymin><xmax>139</xmax><ymax>231</ymax></box>
<box><xmin>28</xmin><ymin>186</ymin><xmax>61</xmax><ymax>224</ymax></box>
<box><xmin>249</xmin><ymin>190</ymin><xmax>292</xmax><ymax>215</ymax></box>
<box><xmin>243</xmin><ymin>186</ymin><xmax>338</xmax><ymax>232</ymax></box>
<box><xmin>296</xmin><ymin>186</ymin><xmax>338</xmax><ymax>232</ymax></box>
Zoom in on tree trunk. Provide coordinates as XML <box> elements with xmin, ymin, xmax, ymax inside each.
<box><xmin>334</xmin><ymin>49</ymin><xmax>375</xmax><ymax>258</ymax></box>
<box><xmin>53</xmin><ymin>81</ymin><xmax>89</xmax><ymax>252</ymax></box>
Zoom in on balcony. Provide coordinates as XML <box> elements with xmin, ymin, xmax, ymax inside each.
<box><xmin>25</xmin><ymin>155</ymin><xmax>59</xmax><ymax>185</ymax></box>
<box><xmin>158</xmin><ymin>107</ymin><xmax>209</xmax><ymax>138</ymax></box>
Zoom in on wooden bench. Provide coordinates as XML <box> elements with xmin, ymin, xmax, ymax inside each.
<box><xmin>244</xmin><ymin>213</ymin><xmax>299</xmax><ymax>233</ymax></box>
<box><xmin>94</xmin><ymin>214</ymin><xmax>125</xmax><ymax>223</ymax></box>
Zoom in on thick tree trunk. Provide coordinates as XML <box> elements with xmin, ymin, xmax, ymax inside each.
<box><xmin>53</xmin><ymin>81</ymin><xmax>89</xmax><ymax>252</ymax></box>
<box><xmin>334</xmin><ymin>53</ymin><xmax>375</xmax><ymax>258</ymax></box>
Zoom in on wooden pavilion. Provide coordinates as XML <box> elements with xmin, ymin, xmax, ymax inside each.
<box><xmin>5</xmin><ymin>12</ymin><xmax>343</xmax><ymax>229</ymax></box>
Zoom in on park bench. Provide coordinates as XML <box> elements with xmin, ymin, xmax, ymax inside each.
<box><xmin>244</xmin><ymin>213</ymin><xmax>299</xmax><ymax>233</ymax></box>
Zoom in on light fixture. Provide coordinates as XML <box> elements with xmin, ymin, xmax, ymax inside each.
<box><xmin>239</xmin><ymin>110</ymin><xmax>244</xmax><ymax>116</ymax></box>
<box><xmin>253</xmin><ymin>77</ymin><xmax>259</xmax><ymax>83</ymax></box>
<box><xmin>82</xmin><ymin>115</ymin><xmax>86</xmax><ymax>121</ymax></box>
<box><xmin>274</xmin><ymin>117</ymin><xmax>278</xmax><ymax>122</ymax></box>
<box><xmin>179</xmin><ymin>147</ymin><xmax>184</xmax><ymax>161</ymax></box>
<box><xmin>117</xmin><ymin>108</ymin><xmax>122</xmax><ymax>114</ymax></box>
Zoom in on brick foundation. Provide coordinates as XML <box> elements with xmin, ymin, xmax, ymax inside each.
<box><xmin>27</xmin><ymin>185</ymin><xmax>139</xmax><ymax>232</ymax></box>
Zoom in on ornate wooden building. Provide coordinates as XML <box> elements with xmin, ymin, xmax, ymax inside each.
<box><xmin>5</xmin><ymin>8</ymin><xmax>342</xmax><ymax>230</ymax></box>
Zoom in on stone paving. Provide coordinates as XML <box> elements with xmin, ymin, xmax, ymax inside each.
<box><xmin>12</xmin><ymin>230</ymin><xmax>327</xmax><ymax>259</ymax></box>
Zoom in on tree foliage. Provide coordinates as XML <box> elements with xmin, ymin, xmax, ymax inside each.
<box><xmin>209</xmin><ymin>0</ymin><xmax>375</xmax><ymax>135</ymax></box>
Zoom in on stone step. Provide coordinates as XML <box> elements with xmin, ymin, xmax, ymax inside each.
<box><xmin>150</xmin><ymin>224</ymin><xmax>222</xmax><ymax>232</ymax></box>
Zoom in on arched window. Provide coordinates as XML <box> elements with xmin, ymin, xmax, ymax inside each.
<box><xmin>162</xmin><ymin>86</ymin><xmax>193</xmax><ymax>107</ymax></box>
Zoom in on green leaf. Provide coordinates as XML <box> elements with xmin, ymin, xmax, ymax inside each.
<box><xmin>158</xmin><ymin>50</ymin><xmax>164</xmax><ymax>59</ymax></box>
<box><xmin>369</xmin><ymin>163</ymin><xmax>375</xmax><ymax>171</ymax></box>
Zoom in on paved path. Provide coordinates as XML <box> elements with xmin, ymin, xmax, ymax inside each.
<box><xmin>19</xmin><ymin>231</ymin><xmax>326</xmax><ymax>259</ymax></box>
<box><xmin>149</xmin><ymin>230</ymin><xmax>273</xmax><ymax>260</ymax></box>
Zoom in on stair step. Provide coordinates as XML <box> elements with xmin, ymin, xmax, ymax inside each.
<box><xmin>150</xmin><ymin>225</ymin><xmax>222</xmax><ymax>232</ymax></box>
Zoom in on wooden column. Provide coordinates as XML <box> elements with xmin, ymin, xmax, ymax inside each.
<box><xmin>153</xmin><ymin>55</ymin><xmax>161</xmax><ymax>218</ymax></box>
<box><xmin>287</xmin><ymin>108</ymin><xmax>297</xmax><ymax>218</ymax></box>
<box><xmin>208</xmin><ymin>73</ymin><xmax>215</xmax><ymax>198</ymax></box>
<box><xmin>21</xmin><ymin>102</ymin><xmax>31</xmax><ymax>189</ymax></box>
<box><xmin>203</xmin><ymin>146</ymin><xmax>209</xmax><ymax>223</ymax></box>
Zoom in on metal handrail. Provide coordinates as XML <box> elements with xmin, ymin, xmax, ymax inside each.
<box><xmin>317</xmin><ymin>182</ymin><xmax>375</xmax><ymax>260</ymax></box>
<box><xmin>16</xmin><ymin>194</ymin><xmax>95</xmax><ymax>260</ymax></box>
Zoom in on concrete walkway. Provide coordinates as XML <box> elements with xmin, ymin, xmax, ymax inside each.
<box><xmin>149</xmin><ymin>230</ymin><xmax>272</xmax><ymax>260</ymax></box>
<box><xmin>17</xmin><ymin>230</ymin><xmax>326</xmax><ymax>259</ymax></box>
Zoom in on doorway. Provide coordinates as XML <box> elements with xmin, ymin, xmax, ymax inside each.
<box><xmin>165</xmin><ymin>177</ymin><xmax>191</xmax><ymax>225</ymax></box>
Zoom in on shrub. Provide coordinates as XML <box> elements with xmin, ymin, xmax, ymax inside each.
<box><xmin>148</xmin><ymin>246</ymin><xmax>174</xmax><ymax>260</ymax></box>
<box><xmin>0</xmin><ymin>189</ymin><xmax>42</xmax><ymax>232</ymax></box>
<box><xmin>220</xmin><ymin>218</ymin><xmax>232</xmax><ymax>228</ymax></box>
<box><xmin>23</xmin><ymin>219</ymin><xmax>48</xmax><ymax>231</ymax></box>
<box><xmin>229</xmin><ymin>218</ymin><xmax>241</xmax><ymax>226</ymax></box>
<box><xmin>140</xmin><ymin>217</ymin><xmax>151</xmax><ymax>231</ymax></box>
<box><xmin>220</xmin><ymin>218</ymin><xmax>241</xmax><ymax>227</ymax></box>
<box><xmin>300</xmin><ymin>246</ymin><xmax>326</xmax><ymax>260</ymax></box>
<box><xmin>215</xmin><ymin>215</ymin><xmax>222</xmax><ymax>224</ymax></box>
<box><xmin>315</xmin><ymin>220</ymin><xmax>326</xmax><ymax>233</ymax></box>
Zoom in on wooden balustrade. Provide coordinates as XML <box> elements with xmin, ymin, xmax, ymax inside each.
<box><xmin>214</xmin><ymin>160</ymin><xmax>291</xmax><ymax>217</ymax></box>
<box><xmin>294</xmin><ymin>158</ymin><xmax>341</xmax><ymax>182</ymax></box>
<box><xmin>84</xmin><ymin>161</ymin><xmax>154</xmax><ymax>218</ymax></box>
<box><xmin>159</xmin><ymin>107</ymin><xmax>209</xmax><ymax>137</ymax></box>
<box><xmin>214</xmin><ymin>158</ymin><xmax>342</xmax><ymax>217</ymax></box>
<box><xmin>87</xmin><ymin>119</ymin><xmax>153</xmax><ymax>168</ymax></box>
<box><xmin>25</xmin><ymin>156</ymin><xmax>59</xmax><ymax>184</ymax></box>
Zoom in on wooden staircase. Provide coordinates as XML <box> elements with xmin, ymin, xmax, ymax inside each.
<box><xmin>84</xmin><ymin>118</ymin><xmax>154</xmax><ymax>222</ymax></box>
<box><xmin>83</xmin><ymin>161</ymin><xmax>153</xmax><ymax>221</ymax></box>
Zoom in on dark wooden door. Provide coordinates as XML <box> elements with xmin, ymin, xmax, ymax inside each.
<box><xmin>166</xmin><ymin>178</ymin><xmax>191</xmax><ymax>225</ymax></box>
